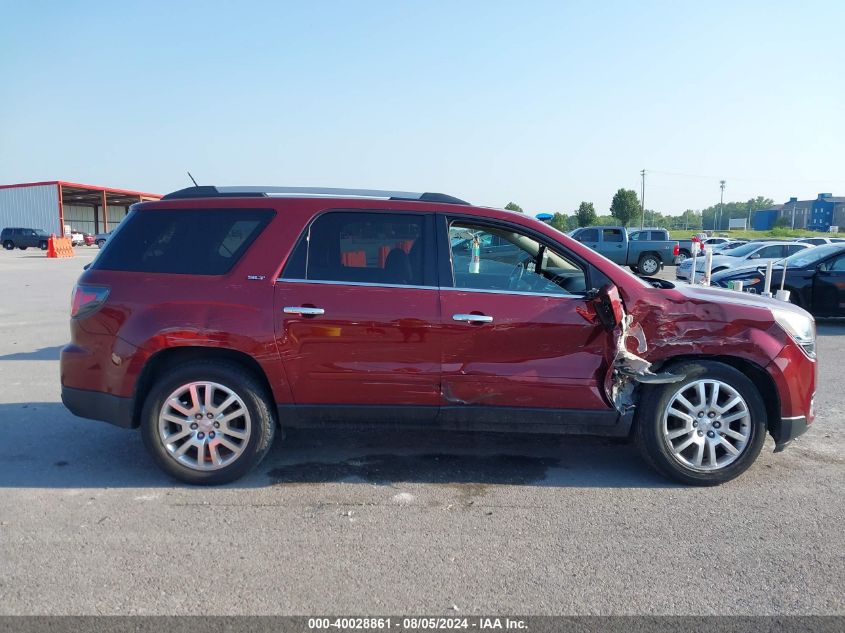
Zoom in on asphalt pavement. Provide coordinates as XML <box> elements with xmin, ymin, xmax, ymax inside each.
<box><xmin>0</xmin><ymin>250</ymin><xmax>842</xmax><ymax>615</ymax></box>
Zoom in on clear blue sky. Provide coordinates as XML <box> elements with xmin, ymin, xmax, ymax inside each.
<box><xmin>1</xmin><ymin>1</ymin><xmax>843</xmax><ymax>215</ymax></box>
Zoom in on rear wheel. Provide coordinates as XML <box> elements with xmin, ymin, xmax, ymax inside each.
<box><xmin>635</xmin><ymin>360</ymin><xmax>767</xmax><ymax>485</ymax></box>
<box><xmin>18</xmin><ymin>246</ymin><xmax>27</xmax><ymax>250</ymax></box>
<box><xmin>3</xmin><ymin>240</ymin><xmax>13</xmax><ymax>250</ymax></box>
<box><xmin>141</xmin><ymin>360</ymin><xmax>276</xmax><ymax>485</ymax></box>
<box><xmin>629</xmin><ymin>265</ymin><xmax>640</xmax><ymax>274</ymax></box>
<box><xmin>96</xmin><ymin>239</ymin><xmax>106</xmax><ymax>248</ymax></box>
<box><xmin>637</xmin><ymin>253</ymin><xmax>661</xmax><ymax>276</ymax></box>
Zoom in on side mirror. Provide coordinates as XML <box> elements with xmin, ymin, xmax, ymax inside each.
<box><xmin>588</xmin><ymin>284</ymin><xmax>624</xmax><ymax>329</ymax></box>
<box><xmin>749</xmin><ymin>253</ymin><xmax>760</xmax><ymax>259</ymax></box>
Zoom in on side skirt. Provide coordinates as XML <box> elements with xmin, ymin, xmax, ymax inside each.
<box><xmin>277</xmin><ymin>405</ymin><xmax>632</xmax><ymax>437</ymax></box>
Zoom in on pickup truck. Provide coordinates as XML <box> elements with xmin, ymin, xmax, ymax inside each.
<box><xmin>629</xmin><ymin>228</ymin><xmax>703</xmax><ymax>262</ymax></box>
<box><xmin>570</xmin><ymin>226</ymin><xmax>678</xmax><ymax>275</ymax></box>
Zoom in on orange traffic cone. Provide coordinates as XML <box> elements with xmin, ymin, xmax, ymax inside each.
<box><xmin>47</xmin><ymin>234</ymin><xmax>57</xmax><ymax>258</ymax></box>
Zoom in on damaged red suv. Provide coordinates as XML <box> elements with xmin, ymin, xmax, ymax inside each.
<box><xmin>61</xmin><ymin>186</ymin><xmax>816</xmax><ymax>485</ymax></box>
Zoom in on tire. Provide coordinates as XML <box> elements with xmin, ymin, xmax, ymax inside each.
<box><xmin>677</xmin><ymin>249</ymin><xmax>691</xmax><ymax>263</ymax></box>
<box><xmin>635</xmin><ymin>360</ymin><xmax>767</xmax><ymax>486</ymax></box>
<box><xmin>140</xmin><ymin>360</ymin><xmax>276</xmax><ymax>485</ymax></box>
<box><xmin>96</xmin><ymin>239</ymin><xmax>106</xmax><ymax>248</ymax></box>
<box><xmin>637</xmin><ymin>253</ymin><xmax>661</xmax><ymax>276</ymax></box>
<box><xmin>39</xmin><ymin>241</ymin><xmax>48</xmax><ymax>250</ymax></box>
<box><xmin>629</xmin><ymin>265</ymin><xmax>640</xmax><ymax>274</ymax></box>
<box><xmin>18</xmin><ymin>246</ymin><xmax>28</xmax><ymax>250</ymax></box>
<box><xmin>3</xmin><ymin>240</ymin><xmax>13</xmax><ymax>250</ymax></box>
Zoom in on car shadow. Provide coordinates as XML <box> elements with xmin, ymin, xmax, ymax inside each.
<box><xmin>0</xmin><ymin>345</ymin><xmax>64</xmax><ymax>361</ymax></box>
<box><xmin>0</xmin><ymin>402</ymin><xmax>676</xmax><ymax>489</ymax></box>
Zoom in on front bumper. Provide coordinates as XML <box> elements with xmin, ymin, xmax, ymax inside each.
<box><xmin>770</xmin><ymin>415</ymin><xmax>810</xmax><ymax>452</ymax></box>
<box><xmin>62</xmin><ymin>386</ymin><xmax>135</xmax><ymax>429</ymax></box>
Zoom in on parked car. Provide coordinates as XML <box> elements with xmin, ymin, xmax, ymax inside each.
<box><xmin>711</xmin><ymin>240</ymin><xmax>748</xmax><ymax>253</ymax></box>
<box><xmin>68</xmin><ymin>230</ymin><xmax>85</xmax><ymax>246</ymax></box>
<box><xmin>676</xmin><ymin>241</ymin><xmax>811</xmax><ymax>282</ymax></box>
<box><xmin>713</xmin><ymin>243</ymin><xmax>845</xmax><ymax>316</ymax></box>
<box><xmin>1</xmin><ymin>227</ymin><xmax>50</xmax><ymax>250</ymax></box>
<box><xmin>83</xmin><ymin>233</ymin><xmax>96</xmax><ymax>246</ymax></box>
<box><xmin>61</xmin><ymin>185</ymin><xmax>816</xmax><ymax>486</ymax></box>
<box><xmin>94</xmin><ymin>230</ymin><xmax>113</xmax><ymax>248</ymax></box>
<box><xmin>629</xmin><ymin>229</ymin><xmax>702</xmax><ymax>263</ymax></box>
<box><xmin>569</xmin><ymin>226</ymin><xmax>678</xmax><ymax>275</ymax></box>
<box><xmin>795</xmin><ymin>236</ymin><xmax>841</xmax><ymax>247</ymax></box>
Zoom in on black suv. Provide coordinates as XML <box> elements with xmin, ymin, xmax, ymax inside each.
<box><xmin>1</xmin><ymin>227</ymin><xmax>50</xmax><ymax>250</ymax></box>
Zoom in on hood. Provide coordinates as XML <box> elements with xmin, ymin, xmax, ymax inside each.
<box><xmin>668</xmin><ymin>282</ymin><xmax>809</xmax><ymax>317</ymax></box>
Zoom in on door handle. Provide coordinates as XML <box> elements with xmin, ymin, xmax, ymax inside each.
<box><xmin>453</xmin><ymin>313</ymin><xmax>493</xmax><ymax>323</ymax></box>
<box><xmin>283</xmin><ymin>306</ymin><xmax>325</xmax><ymax>316</ymax></box>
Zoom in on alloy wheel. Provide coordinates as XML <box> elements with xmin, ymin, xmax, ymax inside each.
<box><xmin>157</xmin><ymin>381</ymin><xmax>252</xmax><ymax>471</ymax></box>
<box><xmin>662</xmin><ymin>379</ymin><xmax>751</xmax><ymax>471</ymax></box>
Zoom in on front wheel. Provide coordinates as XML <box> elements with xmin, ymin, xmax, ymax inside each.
<box><xmin>3</xmin><ymin>240</ymin><xmax>13</xmax><ymax>250</ymax></box>
<box><xmin>141</xmin><ymin>360</ymin><xmax>276</xmax><ymax>485</ymax></box>
<box><xmin>637</xmin><ymin>254</ymin><xmax>661</xmax><ymax>276</ymax></box>
<box><xmin>96</xmin><ymin>239</ymin><xmax>106</xmax><ymax>248</ymax></box>
<box><xmin>629</xmin><ymin>265</ymin><xmax>640</xmax><ymax>274</ymax></box>
<box><xmin>39</xmin><ymin>241</ymin><xmax>48</xmax><ymax>250</ymax></box>
<box><xmin>635</xmin><ymin>361</ymin><xmax>767</xmax><ymax>485</ymax></box>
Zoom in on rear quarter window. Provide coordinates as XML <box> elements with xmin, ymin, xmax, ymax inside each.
<box><xmin>93</xmin><ymin>209</ymin><xmax>274</xmax><ymax>275</ymax></box>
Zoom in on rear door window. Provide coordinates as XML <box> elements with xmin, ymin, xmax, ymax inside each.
<box><xmin>282</xmin><ymin>211</ymin><xmax>434</xmax><ymax>287</ymax></box>
<box><xmin>602</xmin><ymin>228</ymin><xmax>624</xmax><ymax>242</ymax></box>
<box><xmin>93</xmin><ymin>209</ymin><xmax>274</xmax><ymax>275</ymax></box>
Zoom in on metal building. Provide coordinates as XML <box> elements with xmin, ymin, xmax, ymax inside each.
<box><xmin>0</xmin><ymin>181</ymin><xmax>160</xmax><ymax>236</ymax></box>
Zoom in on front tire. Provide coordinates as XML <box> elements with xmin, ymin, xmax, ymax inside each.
<box><xmin>96</xmin><ymin>239</ymin><xmax>106</xmax><ymax>248</ymax></box>
<box><xmin>141</xmin><ymin>360</ymin><xmax>276</xmax><ymax>485</ymax></box>
<box><xmin>635</xmin><ymin>361</ymin><xmax>767</xmax><ymax>485</ymax></box>
<box><xmin>18</xmin><ymin>246</ymin><xmax>27</xmax><ymax>251</ymax></box>
<box><xmin>39</xmin><ymin>241</ymin><xmax>48</xmax><ymax>250</ymax></box>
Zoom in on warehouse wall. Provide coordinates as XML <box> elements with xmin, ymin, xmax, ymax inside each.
<box><xmin>63</xmin><ymin>205</ymin><xmax>130</xmax><ymax>235</ymax></box>
<box><xmin>0</xmin><ymin>185</ymin><xmax>60</xmax><ymax>234</ymax></box>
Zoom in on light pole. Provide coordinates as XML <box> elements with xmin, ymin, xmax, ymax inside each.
<box><xmin>640</xmin><ymin>169</ymin><xmax>646</xmax><ymax>230</ymax></box>
<box><xmin>718</xmin><ymin>180</ymin><xmax>726</xmax><ymax>231</ymax></box>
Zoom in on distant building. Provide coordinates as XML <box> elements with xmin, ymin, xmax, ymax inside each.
<box><xmin>752</xmin><ymin>193</ymin><xmax>845</xmax><ymax>232</ymax></box>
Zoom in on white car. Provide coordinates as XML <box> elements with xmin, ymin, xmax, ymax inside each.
<box><xmin>69</xmin><ymin>231</ymin><xmax>85</xmax><ymax>246</ymax></box>
<box><xmin>676</xmin><ymin>241</ymin><xmax>812</xmax><ymax>282</ymax></box>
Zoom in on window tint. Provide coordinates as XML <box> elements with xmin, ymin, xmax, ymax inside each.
<box><xmin>283</xmin><ymin>211</ymin><xmax>430</xmax><ymax>286</ymax></box>
<box><xmin>577</xmin><ymin>228</ymin><xmax>598</xmax><ymax>242</ymax></box>
<box><xmin>449</xmin><ymin>221</ymin><xmax>587</xmax><ymax>295</ymax></box>
<box><xmin>755</xmin><ymin>245</ymin><xmax>784</xmax><ymax>259</ymax></box>
<box><xmin>93</xmin><ymin>209</ymin><xmax>273</xmax><ymax>275</ymax></box>
<box><xmin>785</xmin><ymin>244</ymin><xmax>807</xmax><ymax>255</ymax></box>
<box><xmin>602</xmin><ymin>228</ymin><xmax>623</xmax><ymax>243</ymax></box>
<box><xmin>829</xmin><ymin>256</ymin><xmax>845</xmax><ymax>272</ymax></box>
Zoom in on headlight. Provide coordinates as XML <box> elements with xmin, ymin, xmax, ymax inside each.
<box><xmin>771</xmin><ymin>307</ymin><xmax>815</xmax><ymax>358</ymax></box>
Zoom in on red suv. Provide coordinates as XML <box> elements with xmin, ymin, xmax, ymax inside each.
<box><xmin>60</xmin><ymin>186</ymin><xmax>816</xmax><ymax>485</ymax></box>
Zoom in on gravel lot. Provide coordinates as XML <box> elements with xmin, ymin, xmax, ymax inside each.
<box><xmin>0</xmin><ymin>250</ymin><xmax>842</xmax><ymax>615</ymax></box>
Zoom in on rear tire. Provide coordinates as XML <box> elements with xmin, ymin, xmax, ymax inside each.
<box><xmin>635</xmin><ymin>360</ymin><xmax>767</xmax><ymax>486</ymax></box>
<box><xmin>3</xmin><ymin>240</ymin><xmax>13</xmax><ymax>250</ymax></box>
<box><xmin>637</xmin><ymin>253</ymin><xmax>661</xmax><ymax>276</ymax></box>
<box><xmin>96</xmin><ymin>239</ymin><xmax>106</xmax><ymax>248</ymax></box>
<box><xmin>18</xmin><ymin>246</ymin><xmax>27</xmax><ymax>250</ymax></box>
<box><xmin>629</xmin><ymin>265</ymin><xmax>640</xmax><ymax>274</ymax></box>
<box><xmin>141</xmin><ymin>360</ymin><xmax>276</xmax><ymax>485</ymax></box>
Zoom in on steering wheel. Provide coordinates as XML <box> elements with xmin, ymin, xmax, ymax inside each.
<box><xmin>507</xmin><ymin>257</ymin><xmax>532</xmax><ymax>290</ymax></box>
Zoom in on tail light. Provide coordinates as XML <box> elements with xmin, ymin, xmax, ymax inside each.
<box><xmin>71</xmin><ymin>284</ymin><xmax>110</xmax><ymax>319</ymax></box>
<box><xmin>673</xmin><ymin>244</ymin><xmax>680</xmax><ymax>256</ymax></box>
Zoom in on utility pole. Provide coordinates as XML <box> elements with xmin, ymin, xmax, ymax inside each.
<box><xmin>640</xmin><ymin>169</ymin><xmax>646</xmax><ymax>230</ymax></box>
<box><xmin>718</xmin><ymin>180</ymin><xmax>726</xmax><ymax>231</ymax></box>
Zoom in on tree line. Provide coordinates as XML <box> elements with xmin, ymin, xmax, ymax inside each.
<box><xmin>504</xmin><ymin>192</ymin><xmax>776</xmax><ymax>232</ymax></box>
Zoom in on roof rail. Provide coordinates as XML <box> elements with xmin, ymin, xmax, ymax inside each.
<box><xmin>160</xmin><ymin>186</ymin><xmax>469</xmax><ymax>205</ymax></box>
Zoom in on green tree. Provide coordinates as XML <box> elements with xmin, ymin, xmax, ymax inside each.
<box><xmin>575</xmin><ymin>201</ymin><xmax>597</xmax><ymax>227</ymax></box>
<box><xmin>504</xmin><ymin>202</ymin><xmax>524</xmax><ymax>213</ymax></box>
<box><xmin>610</xmin><ymin>188</ymin><xmax>641</xmax><ymax>227</ymax></box>
<box><xmin>549</xmin><ymin>212</ymin><xmax>569</xmax><ymax>232</ymax></box>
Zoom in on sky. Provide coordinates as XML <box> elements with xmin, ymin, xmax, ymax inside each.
<box><xmin>1</xmin><ymin>0</ymin><xmax>843</xmax><ymax>216</ymax></box>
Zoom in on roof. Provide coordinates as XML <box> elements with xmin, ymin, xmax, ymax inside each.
<box><xmin>0</xmin><ymin>180</ymin><xmax>160</xmax><ymax>198</ymax></box>
<box><xmin>160</xmin><ymin>186</ymin><xmax>469</xmax><ymax>205</ymax></box>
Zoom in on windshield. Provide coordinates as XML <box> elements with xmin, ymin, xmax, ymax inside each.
<box><xmin>723</xmin><ymin>242</ymin><xmax>766</xmax><ymax>257</ymax></box>
<box><xmin>781</xmin><ymin>244</ymin><xmax>844</xmax><ymax>269</ymax></box>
